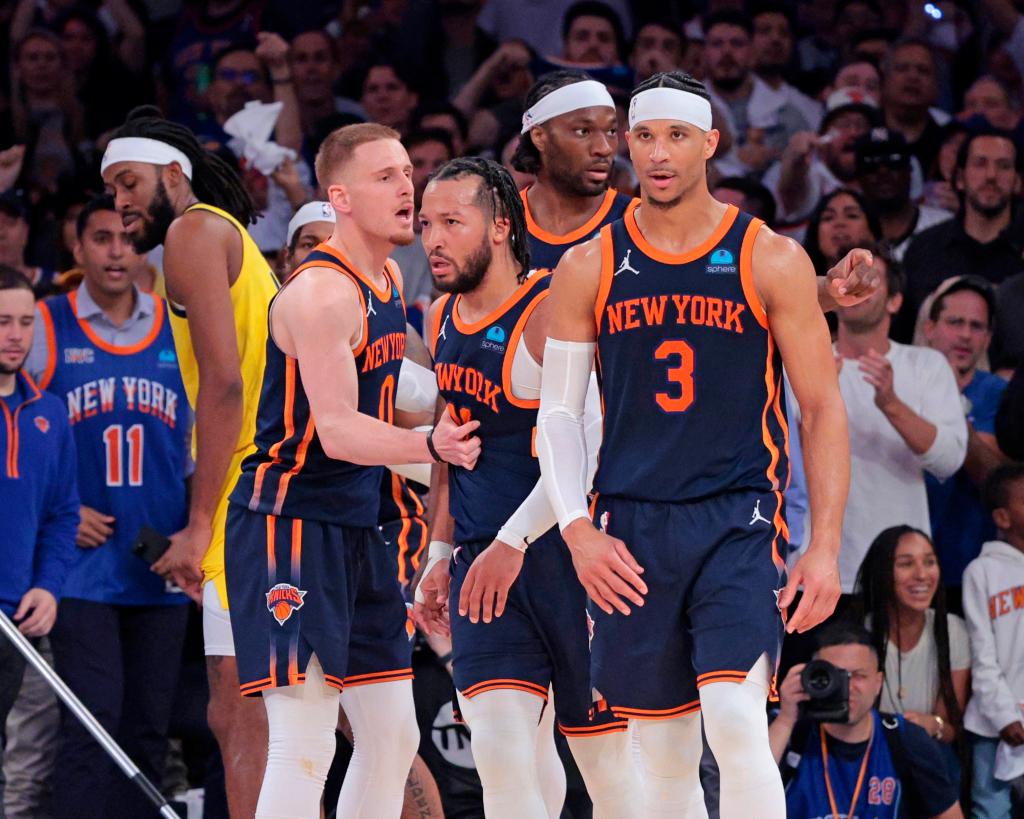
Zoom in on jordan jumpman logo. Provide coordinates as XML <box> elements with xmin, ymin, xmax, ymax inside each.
<box><xmin>749</xmin><ymin>499</ymin><xmax>771</xmax><ymax>526</ymax></box>
<box><xmin>366</xmin><ymin>290</ymin><xmax>377</xmax><ymax>317</ymax></box>
<box><xmin>615</xmin><ymin>249</ymin><xmax>640</xmax><ymax>276</ymax></box>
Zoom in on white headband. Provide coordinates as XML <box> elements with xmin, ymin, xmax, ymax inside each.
<box><xmin>100</xmin><ymin>137</ymin><xmax>193</xmax><ymax>179</ymax></box>
<box><xmin>287</xmin><ymin>201</ymin><xmax>335</xmax><ymax>246</ymax></box>
<box><xmin>521</xmin><ymin>80</ymin><xmax>615</xmax><ymax>134</ymax></box>
<box><xmin>628</xmin><ymin>87</ymin><xmax>713</xmax><ymax>131</ymax></box>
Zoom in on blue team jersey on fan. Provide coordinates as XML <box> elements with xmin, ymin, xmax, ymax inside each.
<box><xmin>37</xmin><ymin>291</ymin><xmax>187</xmax><ymax>606</ymax></box>
<box><xmin>592</xmin><ymin>203</ymin><xmax>789</xmax><ymax>503</ymax></box>
<box><xmin>231</xmin><ymin>245</ymin><xmax>407</xmax><ymax>526</ymax></box>
<box><xmin>522</xmin><ymin>187</ymin><xmax>633</xmax><ymax>275</ymax></box>
<box><xmin>431</xmin><ymin>272</ymin><xmax>551</xmax><ymax>543</ymax></box>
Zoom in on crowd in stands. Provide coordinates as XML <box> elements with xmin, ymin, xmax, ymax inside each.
<box><xmin>1</xmin><ymin>0</ymin><xmax>1023</xmax><ymax>816</ymax></box>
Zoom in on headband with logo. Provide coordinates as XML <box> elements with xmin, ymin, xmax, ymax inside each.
<box><xmin>100</xmin><ymin>137</ymin><xmax>193</xmax><ymax>180</ymax></box>
<box><xmin>628</xmin><ymin>87</ymin><xmax>713</xmax><ymax>131</ymax></box>
<box><xmin>287</xmin><ymin>201</ymin><xmax>336</xmax><ymax>246</ymax></box>
<box><xmin>521</xmin><ymin>80</ymin><xmax>615</xmax><ymax>134</ymax></box>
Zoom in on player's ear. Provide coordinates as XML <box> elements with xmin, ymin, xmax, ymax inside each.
<box><xmin>530</xmin><ymin>125</ymin><xmax>548</xmax><ymax>155</ymax></box>
<box><xmin>703</xmin><ymin>128</ymin><xmax>720</xmax><ymax>160</ymax></box>
<box><xmin>328</xmin><ymin>182</ymin><xmax>351</xmax><ymax>215</ymax></box>
<box><xmin>163</xmin><ymin>161</ymin><xmax>187</xmax><ymax>191</ymax></box>
<box><xmin>490</xmin><ymin>215</ymin><xmax>511</xmax><ymax>245</ymax></box>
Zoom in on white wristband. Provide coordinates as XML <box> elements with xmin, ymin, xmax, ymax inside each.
<box><xmin>495</xmin><ymin>528</ymin><xmax>529</xmax><ymax>553</ymax></box>
<box><xmin>413</xmin><ymin>541</ymin><xmax>453</xmax><ymax>605</ymax></box>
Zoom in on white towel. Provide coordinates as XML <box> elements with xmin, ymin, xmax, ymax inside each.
<box><xmin>223</xmin><ymin>100</ymin><xmax>296</xmax><ymax>176</ymax></box>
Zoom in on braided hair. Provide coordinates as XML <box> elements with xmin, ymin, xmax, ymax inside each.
<box><xmin>629</xmin><ymin>70</ymin><xmax>711</xmax><ymax>105</ymax></box>
<box><xmin>110</xmin><ymin>106</ymin><xmax>256</xmax><ymax>225</ymax></box>
<box><xmin>430</xmin><ymin>157</ymin><xmax>531</xmax><ymax>283</ymax></box>
<box><xmin>511</xmin><ymin>70</ymin><xmax>593</xmax><ymax>175</ymax></box>
<box><xmin>856</xmin><ymin>525</ymin><xmax>962</xmax><ymax>735</ymax></box>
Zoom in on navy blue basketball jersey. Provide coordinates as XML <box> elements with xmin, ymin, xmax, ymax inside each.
<box><xmin>231</xmin><ymin>245</ymin><xmax>407</xmax><ymax>526</ymax></box>
<box><xmin>431</xmin><ymin>273</ymin><xmax>551</xmax><ymax>543</ymax></box>
<box><xmin>593</xmin><ymin>203</ymin><xmax>790</xmax><ymax>506</ymax></box>
<box><xmin>522</xmin><ymin>187</ymin><xmax>634</xmax><ymax>275</ymax></box>
<box><xmin>36</xmin><ymin>291</ymin><xmax>187</xmax><ymax>606</ymax></box>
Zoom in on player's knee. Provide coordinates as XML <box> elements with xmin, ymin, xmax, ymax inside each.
<box><xmin>700</xmin><ymin>683</ymin><xmax>768</xmax><ymax>755</ymax></box>
<box><xmin>637</xmin><ymin>717</ymin><xmax>702</xmax><ymax>777</ymax></box>
<box><xmin>391</xmin><ymin>708</ymin><xmax>420</xmax><ymax>764</ymax></box>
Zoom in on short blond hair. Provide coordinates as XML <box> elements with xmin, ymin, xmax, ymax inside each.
<box><xmin>314</xmin><ymin>122</ymin><xmax>401</xmax><ymax>188</ymax></box>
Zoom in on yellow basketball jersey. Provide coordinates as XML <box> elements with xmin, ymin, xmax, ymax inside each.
<box><xmin>167</xmin><ymin>203</ymin><xmax>278</xmax><ymax>608</ymax></box>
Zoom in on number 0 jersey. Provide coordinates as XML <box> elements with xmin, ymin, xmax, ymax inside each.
<box><xmin>231</xmin><ymin>245</ymin><xmax>406</xmax><ymax>527</ymax></box>
<box><xmin>593</xmin><ymin>203</ymin><xmax>789</xmax><ymax>504</ymax></box>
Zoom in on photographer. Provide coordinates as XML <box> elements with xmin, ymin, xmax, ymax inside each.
<box><xmin>770</xmin><ymin>622</ymin><xmax>963</xmax><ymax>818</ymax></box>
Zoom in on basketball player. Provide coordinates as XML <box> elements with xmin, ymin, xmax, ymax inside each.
<box><xmin>225</xmin><ymin>123</ymin><xmax>479</xmax><ymax>819</ymax></box>
<box><xmin>512</xmin><ymin>71</ymin><xmax>633</xmax><ymax>276</ymax></box>
<box><xmin>413</xmin><ymin>157</ymin><xmax>642</xmax><ymax>819</ymax></box>
<box><xmin>537</xmin><ymin>71</ymin><xmax>851</xmax><ymax>818</ymax></box>
<box><xmin>283</xmin><ymin>200</ymin><xmax>444</xmax><ymax>819</ymax></box>
<box><xmin>100</xmin><ymin>107</ymin><xmax>277</xmax><ymax>817</ymax></box>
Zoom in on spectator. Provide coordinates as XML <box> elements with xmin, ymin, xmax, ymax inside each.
<box><xmin>413</xmin><ymin>102</ymin><xmax>469</xmax><ymax>157</ymax></box>
<box><xmin>963</xmin><ymin>463</ymin><xmax>1024</xmax><ymax>817</ymax></box>
<box><xmin>751</xmin><ymin>5</ymin><xmax>822</xmax><ymax>132</ymax></box>
<box><xmin>288</xmin><ymin>30</ymin><xmax>365</xmax><ymax>147</ymax></box>
<box><xmin>360</xmin><ymin>62</ymin><xmax>420</xmax><ymax>136</ymax></box>
<box><xmin>55</xmin><ymin>7</ymin><xmax>147</xmax><ymax>140</ymax></box>
<box><xmin>853</xmin><ymin>127</ymin><xmax>951</xmax><ymax>261</ymax></box>
<box><xmin>475</xmin><ymin>0</ymin><xmax>631</xmax><ymax>61</ymax></box>
<box><xmin>770</xmin><ymin>622</ymin><xmax>963</xmax><ymax>819</ymax></box>
<box><xmin>880</xmin><ymin>38</ymin><xmax>944</xmax><ymax>172</ymax></box>
<box><xmin>0</xmin><ymin>191</ymin><xmax>56</xmax><ymax>298</ymax></box>
<box><xmin>922</xmin><ymin>277</ymin><xmax>1008</xmax><ymax>603</ymax></box>
<box><xmin>711</xmin><ymin>176</ymin><xmax>777</xmax><ymax>227</ymax></box>
<box><xmin>630</xmin><ymin>20</ymin><xmax>685</xmax><ymax>84</ymax></box>
<box><xmin>900</xmin><ymin>128</ymin><xmax>1023</xmax><ymax>341</ymax></box>
<box><xmin>959</xmin><ymin>75</ymin><xmax>1019</xmax><ymax>130</ymax></box>
<box><xmin>803</xmin><ymin>188</ymin><xmax>882</xmax><ymax>276</ymax></box>
<box><xmin>831</xmin><ymin>57</ymin><xmax>882</xmax><ymax>100</ymax></box>
<box><xmin>27</xmin><ymin>194</ymin><xmax>190</xmax><ymax>819</ymax></box>
<box><xmin>703</xmin><ymin>10</ymin><xmax>816</xmax><ymax>178</ymax></box>
<box><xmin>857</xmin><ymin>526</ymin><xmax>970</xmax><ymax>750</ymax></box>
<box><xmin>393</xmin><ymin>129</ymin><xmax>455</xmax><ymax>330</ymax></box>
<box><xmin>799</xmin><ymin>250</ymin><xmax>967</xmax><ymax>593</ymax></box>
<box><xmin>435</xmin><ymin>0</ymin><xmax>498</xmax><ymax>98</ymax></box>
<box><xmin>763</xmin><ymin>89</ymin><xmax>880</xmax><ymax>229</ymax></box>
<box><xmin>561</xmin><ymin>1</ymin><xmax>625</xmax><ymax>65</ymax></box>
<box><xmin>922</xmin><ymin>121</ymin><xmax>969</xmax><ymax>212</ymax></box>
<box><xmin>453</xmin><ymin>41</ymin><xmax>534</xmax><ymax>152</ymax></box>
<box><xmin>501</xmin><ymin>134</ymin><xmax>536</xmax><ymax>191</ymax></box>
<box><xmin>0</xmin><ymin>266</ymin><xmax>79</xmax><ymax>813</ymax></box>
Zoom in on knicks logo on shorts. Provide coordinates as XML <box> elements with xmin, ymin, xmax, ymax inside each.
<box><xmin>266</xmin><ymin>583</ymin><xmax>307</xmax><ymax>625</ymax></box>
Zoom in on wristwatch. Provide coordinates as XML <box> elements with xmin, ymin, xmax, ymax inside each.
<box><xmin>933</xmin><ymin>714</ymin><xmax>945</xmax><ymax>739</ymax></box>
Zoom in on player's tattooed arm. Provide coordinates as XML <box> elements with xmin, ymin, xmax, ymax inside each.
<box><xmin>817</xmin><ymin>247</ymin><xmax>879</xmax><ymax>312</ymax></box>
<box><xmin>754</xmin><ymin>228</ymin><xmax>848</xmax><ymax>634</ymax></box>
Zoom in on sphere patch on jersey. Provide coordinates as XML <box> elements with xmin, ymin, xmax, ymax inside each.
<box><xmin>266</xmin><ymin>582</ymin><xmax>307</xmax><ymax>625</ymax></box>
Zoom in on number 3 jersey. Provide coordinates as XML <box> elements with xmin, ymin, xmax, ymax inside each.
<box><xmin>593</xmin><ymin>203</ymin><xmax>789</xmax><ymax>503</ymax></box>
<box><xmin>36</xmin><ymin>290</ymin><xmax>188</xmax><ymax>605</ymax></box>
<box><xmin>231</xmin><ymin>245</ymin><xmax>406</xmax><ymax>527</ymax></box>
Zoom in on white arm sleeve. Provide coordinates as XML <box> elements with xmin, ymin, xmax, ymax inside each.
<box><xmin>395</xmin><ymin>358</ymin><xmax>439</xmax><ymax>413</ymax></box>
<box><xmin>536</xmin><ymin>338</ymin><xmax>595</xmax><ymax>531</ymax></box>
<box><xmin>385</xmin><ymin>461</ymin><xmax>432</xmax><ymax>486</ymax></box>
<box><xmin>498</xmin><ymin>372</ymin><xmax>603</xmax><ymax>548</ymax></box>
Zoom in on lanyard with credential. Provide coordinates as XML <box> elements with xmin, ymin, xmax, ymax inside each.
<box><xmin>821</xmin><ymin>721</ymin><xmax>874</xmax><ymax>819</ymax></box>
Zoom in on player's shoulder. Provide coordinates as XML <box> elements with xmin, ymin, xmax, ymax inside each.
<box><xmin>166</xmin><ymin>205</ymin><xmax>236</xmax><ymax>244</ymax></box>
<box><xmin>556</xmin><ymin>231</ymin><xmax>605</xmax><ymax>275</ymax></box>
<box><xmin>279</xmin><ymin>264</ymin><xmax>361</xmax><ymax>312</ymax></box>
<box><xmin>751</xmin><ymin>222</ymin><xmax>809</xmax><ymax>268</ymax></box>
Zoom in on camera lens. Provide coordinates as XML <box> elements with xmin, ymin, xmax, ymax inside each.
<box><xmin>806</xmin><ymin>667</ymin><xmax>831</xmax><ymax>692</ymax></box>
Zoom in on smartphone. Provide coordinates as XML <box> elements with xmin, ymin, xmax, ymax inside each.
<box><xmin>132</xmin><ymin>526</ymin><xmax>172</xmax><ymax>566</ymax></box>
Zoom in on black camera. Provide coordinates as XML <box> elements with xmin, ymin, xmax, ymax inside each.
<box><xmin>799</xmin><ymin>659</ymin><xmax>850</xmax><ymax>723</ymax></box>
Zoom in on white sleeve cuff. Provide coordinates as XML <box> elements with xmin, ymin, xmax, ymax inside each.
<box><xmin>396</xmin><ymin>358</ymin><xmax>439</xmax><ymax>413</ymax></box>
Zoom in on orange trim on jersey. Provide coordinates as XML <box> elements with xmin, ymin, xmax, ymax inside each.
<box><xmin>610</xmin><ymin>700</ymin><xmax>701</xmax><ymax>720</ymax></box>
<box><xmin>290</xmin><ymin>518</ymin><xmax>303</xmax><ymax>583</ymax></box>
<box><xmin>625</xmin><ymin>204</ymin><xmax>738</xmax><ymax>265</ymax></box>
<box><xmin>739</xmin><ymin>218</ymin><xmax>768</xmax><ymax>330</ymax></box>
<box><xmin>559</xmin><ymin>720</ymin><xmax>630</xmax><ymax>737</ymax></box>
<box><xmin>451</xmin><ymin>272</ymin><xmax>548</xmax><ymax>335</ymax></box>
<box><xmin>250</xmin><ymin>357</ymin><xmax>298</xmax><ymax>508</ymax></box>
<box><xmin>760</xmin><ymin>335</ymin><xmax>787</xmax><ymax>571</ymax></box>
<box><xmin>696</xmin><ymin>670</ymin><xmax>750</xmax><ymax>688</ymax></box>
<box><xmin>240</xmin><ymin>676</ymin><xmax>273</xmax><ymax>696</ymax></box>
<box><xmin>593</xmin><ymin>224</ymin><xmax>616</xmax><ymax>330</ymax></box>
<box><xmin>67</xmin><ymin>290</ymin><xmax>166</xmax><ymax>355</ymax></box>
<box><xmin>35</xmin><ymin>300</ymin><xmax>57</xmax><ymax>389</ymax></box>
<box><xmin>392</xmin><ymin>473</ymin><xmax>413</xmax><ymax>585</ymax></box>
<box><xmin>323</xmin><ymin>673</ymin><xmax>346</xmax><ymax>691</ymax></box>
<box><xmin>772</xmin><ymin>373</ymin><xmax>792</xmax><ymax>492</ymax></box>
<box><xmin>502</xmin><ymin>285</ymin><xmax>551</xmax><ymax>410</ymax></box>
<box><xmin>312</xmin><ymin>242</ymin><xmax>394</xmax><ymax>302</ymax></box>
<box><xmin>273</xmin><ymin>416</ymin><xmax>315</xmax><ymax>516</ymax></box>
<box><xmin>461</xmin><ymin>678</ymin><xmax>549</xmax><ymax>700</ymax></box>
<box><xmin>342</xmin><ymin>668</ymin><xmax>415</xmax><ymax>687</ymax></box>
<box><xmin>429</xmin><ymin>294</ymin><xmax>451</xmax><ymax>358</ymax></box>
<box><xmin>286</xmin><ymin>256</ymin><xmax>371</xmax><ymax>358</ymax></box>
<box><xmin>265</xmin><ymin>515</ymin><xmax>278</xmax><ymax>690</ymax></box>
<box><xmin>406</xmin><ymin>482</ymin><xmax>427</xmax><ymax>572</ymax></box>
<box><xmin>521</xmin><ymin>187</ymin><xmax>617</xmax><ymax>246</ymax></box>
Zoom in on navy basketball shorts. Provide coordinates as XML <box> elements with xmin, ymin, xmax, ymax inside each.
<box><xmin>380</xmin><ymin>515</ymin><xmax>428</xmax><ymax>599</ymax></box>
<box><xmin>449</xmin><ymin>528</ymin><xmax>625</xmax><ymax>736</ymax></box>
<box><xmin>225</xmin><ymin>504</ymin><xmax>414</xmax><ymax>696</ymax></box>
<box><xmin>588</xmin><ymin>490</ymin><xmax>788</xmax><ymax>720</ymax></box>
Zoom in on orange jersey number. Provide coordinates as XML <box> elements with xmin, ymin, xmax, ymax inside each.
<box><xmin>379</xmin><ymin>374</ymin><xmax>396</xmax><ymax>424</ymax></box>
<box><xmin>654</xmin><ymin>340</ymin><xmax>695</xmax><ymax>413</ymax></box>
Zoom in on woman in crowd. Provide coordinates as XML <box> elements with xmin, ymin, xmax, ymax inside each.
<box><xmin>858</xmin><ymin>526</ymin><xmax>971</xmax><ymax>771</ymax></box>
<box><xmin>803</xmin><ymin>187</ymin><xmax>881</xmax><ymax>277</ymax></box>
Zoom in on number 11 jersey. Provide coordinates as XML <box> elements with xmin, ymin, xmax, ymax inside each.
<box><xmin>592</xmin><ymin>202</ymin><xmax>789</xmax><ymax>503</ymax></box>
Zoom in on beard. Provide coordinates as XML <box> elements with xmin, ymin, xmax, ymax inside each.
<box><xmin>546</xmin><ymin>142</ymin><xmax>609</xmax><ymax>198</ymax></box>
<box><xmin>711</xmin><ymin>67</ymin><xmax>745</xmax><ymax>93</ymax></box>
<box><xmin>388</xmin><ymin>227</ymin><xmax>416</xmax><ymax>247</ymax></box>
<box><xmin>0</xmin><ymin>351</ymin><xmax>28</xmax><ymax>375</ymax></box>
<box><xmin>131</xmin><ymin>180</ymin><xmax>177</xmax><ymax>253</ymax></box>
<box><xmin>966</xmin><ymin>190</ymin><xmax>1011</xmax><ymax>219</ymax></box>
<box><xmin>432</xmin><ymin>238</ymin><xmax>492</xmax><ymax>295</ymax></box>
